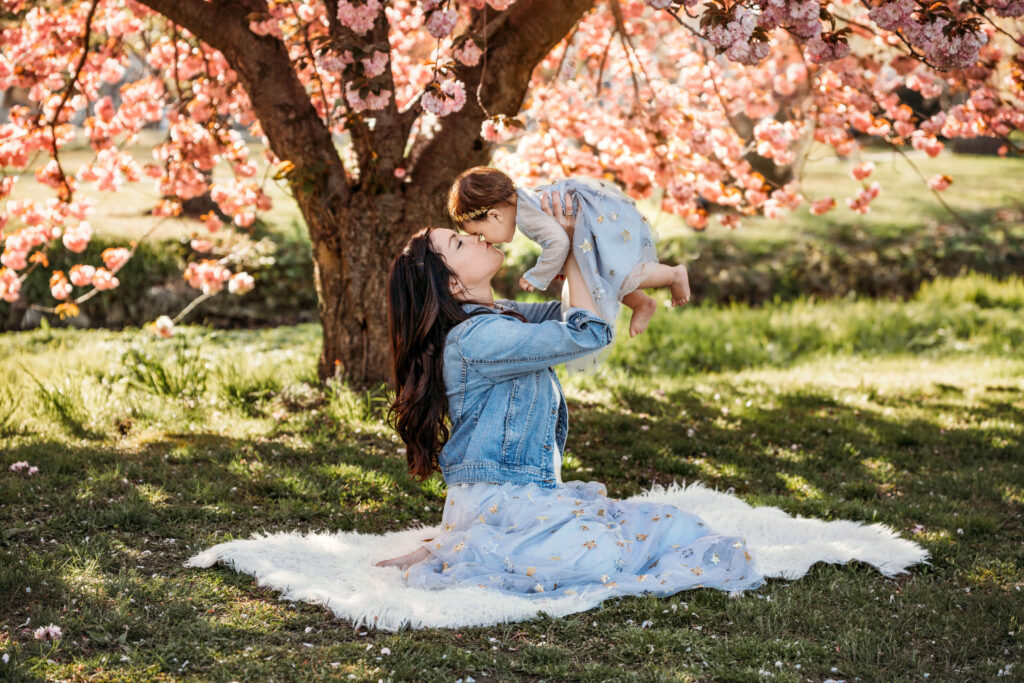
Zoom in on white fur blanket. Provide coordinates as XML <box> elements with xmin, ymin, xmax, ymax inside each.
<box><xmin>184</xmin><ymin>481</ymin><xmax>928</xmax><ymax>631</ymax></box>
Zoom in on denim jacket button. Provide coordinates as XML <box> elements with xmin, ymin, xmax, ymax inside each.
<box><xmin>543</xmin><ymin>444</ymin><xmax>551</xmax><ymax>450</ymax></box>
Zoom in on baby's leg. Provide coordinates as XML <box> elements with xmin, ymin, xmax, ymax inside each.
<box><xmin>622</xmin><ymin>289</ymin><xmax>657</xmax><ymax>338</ymax></box>
<box><xmin>637</xmin><ymin>263</ymin><xmax>690</xmax><ymax>306</ymax></box>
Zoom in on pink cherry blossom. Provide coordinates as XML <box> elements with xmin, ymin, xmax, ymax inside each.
<box><xmin>851</xmin><ymin>161</ymin><xmax>875</xmax><ymax>181</ymax></box>
<box><xmin>184</xmin><ymin>259</ymin><xmax>233</xmax><ymax>295</ymax></box>
<box><xmin>337</xmin><ymin>0</ymin><xmax>382</xmax><ymax>34</ymax></box>
<box><xmin>62</xmin><ymin>222</ymin><xmax>93</xmax><ymax>254</ymax></box>
<box><xmin>425</xmin><ymin>8</ymin><xmax>457</xmax><ymax>38</ymax></box>
<box><xmin>49</xmin><ymin>271</ymin><xmax>72</xmax><ymax>300</ymax></box>
<box><xmin>847</xmin><ymin>182</ymin><xmax>881</xmax><ymax>214</ymax></box>
<box><xmin>362</xmin><ymin>51</ymin><xmax>390</xmax><ymax>78</ymax></box>
<box><xmin>10</xmin><ymin>460</ymin><xmax>39</xmax><ymax>475</ymax></box>
<box><xmin>809</xmin><ymin>197</ymin><xmax>836</xmax><ymax>215</ymax></box>
<box><xmin>190</xmin><ymin>238</ymin><xmax>214</xmax><ymax>253</ymax></box>
<box><xmin>0</xmin><ymin>267</ymin><xmax>18</xmax><ymax>302</ymax></box>
<box><xmin>152</xmin><ymin>314</ymin><xmax>175</xmax><ymax>338</ymax></box>
<box><xmin>228</xmin><ymin>271</ymin><xmax>255</xmax><ymax>295</ymax></box>
<box><xmin>454</xmin><ymin>39</ymin><xmax>482</xmax><ymax>67</ymax></box>
<box><xmin>69</xmin><ymin>264</ymin><xmax>95</xmax><ymax>287</ymax></box>
<box><xmin>345</xmin><ymin>84</ymin><xmax>393</xmax><ymax>112</ymax></box>
<box><xmin>421</xmin><ymin>78</ymin><xmax>466</xmax><ymax>117</ymax></box>
<box><xmin>101</xmin><ymin>246</ymin><xmax>131</xmax><ymax>271</ymax></box>
<box><xmin>91</xmin><ymin>267</ymin><xmax>120</xmax><ymax>291</ymax></box>
<box><xmin>927</xmin><ymin>174</ymin><xmax>952</xmax><ymax>191</ymax></box>
<box><xmin>33</xmin><ymin>624</ymin><xmax>61</xmax><ymax>640</ymax></box>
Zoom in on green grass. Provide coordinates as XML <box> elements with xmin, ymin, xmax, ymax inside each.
<box><xmin>1</xmin><ymin>274</ymin><xmax>1022</xmax><ymax>681</ymax></box>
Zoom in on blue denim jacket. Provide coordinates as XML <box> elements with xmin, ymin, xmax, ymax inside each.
<box><xmin>439</xmin><ymin>299</ymin><xmax>612</xmax><ymax>488</ymax></box>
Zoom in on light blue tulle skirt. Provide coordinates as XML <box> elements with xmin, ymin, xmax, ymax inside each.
<box><xmin>532</xmin><ymin>176</ymin><xmax>661</xmax><ymax>374</ymax></box>
<box><xmin>404</xmin><ymin>478</ymin><xmax>764</xmax><ymax>600</ymax></box>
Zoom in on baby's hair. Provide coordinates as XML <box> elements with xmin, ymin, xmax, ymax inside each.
<box><xmin>448</xmin><ymin>166</ymin><xmax>516</xmax><ymax>226</ymax></box>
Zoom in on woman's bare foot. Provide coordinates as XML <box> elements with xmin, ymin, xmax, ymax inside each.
<box><xmin>374</xmin><ymin>547</ymin><xmax>430</xmax><ymax>569</ymax></box>
<box><xmin>669</xmin><ymin>265</ymin><xmax>691</xmax><ymax>306</ymax></box>
<box><xmin>626</xmin><ymin>292</ymin><xmax>658</xmax><ymax>337</ymax></box>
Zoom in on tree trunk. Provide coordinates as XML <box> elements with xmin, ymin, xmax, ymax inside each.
<box><xmin>135</xmin><ymin>0</ymin><xmax>594</xmax><ymax>387</ymax></box>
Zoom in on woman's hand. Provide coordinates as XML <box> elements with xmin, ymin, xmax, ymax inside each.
<box><xmin>540</xmin><ymin>190</ymin><xmax>576</xmax><ymax>238</ymax></box>
<box><xmin>374</xmin><ymin>546</ymin><xmax>430</xmax><ymax>569</ymax></box>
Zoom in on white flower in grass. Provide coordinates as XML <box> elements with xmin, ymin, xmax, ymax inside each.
<box><xmin>33</xmin><ymin>624</ymin><xmax>62</xmax><ymax>640</ymax></box>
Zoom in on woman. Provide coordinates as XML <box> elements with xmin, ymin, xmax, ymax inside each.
<box><xmin>380</xmin><ymin>192</ymin><xmax>763</xmax><ymax>600</ymax></box>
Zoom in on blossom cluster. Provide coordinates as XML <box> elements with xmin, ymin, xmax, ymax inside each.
<box><xmin>33</xmin><ymin>624</ymin><xmax>61</xmax><ymax>640</ymax></box>
<box><xmin>421</xmin><ymin>78</ymin><xmax>467</xmax><ymax>116</ymax></box>
<box><xmin>338</xmin><ymin>0</ymin><xmax>382</xmax><ymax>34</ymax></box>
<box><xmin>868</xmin><ymin>0</ymin><xmax>988</xmax><ymax>70</ymax></box>
<box><xmin>10</xmin><ymin>461</ymin><xmax>39</xmax><ymax>475</ymax></box>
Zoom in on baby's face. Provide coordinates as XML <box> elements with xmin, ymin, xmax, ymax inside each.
<box><xmin>464</xmin><ymin>207</ymin><xmax>516</xmax><ymax>245</ymax></box>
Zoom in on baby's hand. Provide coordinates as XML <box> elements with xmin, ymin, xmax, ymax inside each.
<box><xmin>518</xmin><ymin>276</ymin><xmax>536</xmax><ymax>292</ymax></box>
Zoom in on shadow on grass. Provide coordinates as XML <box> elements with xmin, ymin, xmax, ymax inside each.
<box><xmin>568</xmin><ymin>384</ymin><xmax>1023</xmax><ymax>566</ymax></box>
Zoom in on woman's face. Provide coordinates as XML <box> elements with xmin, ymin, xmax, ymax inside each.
<box><xmin>428</xmin><ymin>227</ymin><xmax>504</xmax><ymax>298</ymax></box>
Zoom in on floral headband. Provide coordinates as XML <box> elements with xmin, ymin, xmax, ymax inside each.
<box><xmin>451</xmin><ymin>186</ymin><xmax>517</xmax><ymax>224</ymax></box>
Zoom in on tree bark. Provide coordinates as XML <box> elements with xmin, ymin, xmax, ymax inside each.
<box><xmin>136</xmin><ymin>0</ymin><xmax>594</xmax><ymax>386</ymax></box>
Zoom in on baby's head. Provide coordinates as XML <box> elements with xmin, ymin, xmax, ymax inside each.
<box><xmin>448</xmin><ymin>166</ymin><xmax>517</xmax><ymax>245</ymax></box>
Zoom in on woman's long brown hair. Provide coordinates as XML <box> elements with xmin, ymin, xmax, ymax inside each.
<box><xmin>386</xmin><ymin>227</ymin><xmax>524</xmax><ymax>480</ymax></box>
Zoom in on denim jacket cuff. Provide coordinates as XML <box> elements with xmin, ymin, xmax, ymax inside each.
<box><xmin>563</xmin><ymin>307</ymin><xmax>607</xmax><ymax>328</ymax></box>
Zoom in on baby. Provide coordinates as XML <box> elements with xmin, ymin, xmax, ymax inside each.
<box><xmin>447</xmin><ymin>166</ymin><xmax>690</xmax><ymax>338</ymax></box>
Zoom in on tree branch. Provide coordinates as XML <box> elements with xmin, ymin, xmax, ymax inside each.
<box><xmin>407</xmin><ymin>0</ymin><xmax>597</xmax><ymax>203</ymax></box>
<box><xmin>134</xmin><ymin>0</ymin><xmax>351</xmax><ymax>232</ymax></box>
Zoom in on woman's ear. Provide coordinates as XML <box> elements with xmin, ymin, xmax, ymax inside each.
<box><xmin>448</xmin><ymin>275</ymin><xmax>466</xmax><ymax>299</ymax></box>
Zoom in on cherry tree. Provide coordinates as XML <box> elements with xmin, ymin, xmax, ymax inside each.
<box><xmin>1</xmin><ymin>0</ymin><xmax>1021</xmax><ymax>384</ymax></box>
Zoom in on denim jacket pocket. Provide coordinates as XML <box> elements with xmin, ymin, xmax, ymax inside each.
<box><xmin>500</xmin><ymin>373</ymin><xmax>541</xmax><ymax>466</ymax></box>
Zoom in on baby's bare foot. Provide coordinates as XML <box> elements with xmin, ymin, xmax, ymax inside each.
<box><xmin>670</xmin><ymin>265</ymin><xmax>691</xmax><ymax>307</ymax></box>
<box><xmin>628</xmin><ymin>293</ymin><xmax>658</xmax><ymax>337</ymax></box>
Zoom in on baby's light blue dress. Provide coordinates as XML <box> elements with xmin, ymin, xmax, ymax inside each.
<box><xmin>516</xmin><ymin>177</ymin><xmax>661</xmax><ymax>373</ymax></box>
<box><xmin>405</xmin><ymin>452</ymin><xmax>763</xmax><ymax>600</ymax></box>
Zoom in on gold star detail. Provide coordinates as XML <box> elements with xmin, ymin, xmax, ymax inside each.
<box><xmin>550</xmin><ymin>555</ymin><xmax>562</xmax><ymax>561</ymax></box>
<box><xmin>583</xmin><ymin>540</ymin><xmax>598</xmax><ymax>549</ymax></box>
<box><xmin>442</xmin><ymin>562</ymin><xmax>450</xmax><ymax>571</ymax></box>
<box><xmin>453</xmin><ymin>542</ymin><xmax>466</xmax><ymax>552</ymax></box>
<box><xmin>651</xmin><ymin>515</ymin><xmax>660</xmax><ymax>522</ymax></box>
<box><xmin>635</xmin><ymin>533</ymin><xmax>649</xmax><ymax>541</ymax></box>
<box><xmin>733</xmin><ymin>541</ymin><xmax>742</xmax><ymax>548</ymax></box>
<box><xmin>691</xmin><ymin>567</ymin><xmax>704</xmax><ymax>576</ymax></box>
<box><xmin>572</xmin><ymin>508</ymin><xmax>585</xmax><ymax>517</ymax></box>
<box><xmin>489</xmin><ymin>505</ymin><xmax>499</xmax><ymax>514</ymax></box>
<box><xmin>534</xmin><ymin>583</ymin><xmax>545</xmax><ymax>592</ymax></box>
<box><xmin>536</xmin><ymin>515</ymin><xmax>549</xmax><ymax>521</ymax></box>
<box><xmin>601</xmin><ymin>574</ymin><xmax>610</xmax><ymax>583</ymax></box>
<box><xmin>526</xmin><ymin>566</ymin><xmax>536</xmax><ymax>576</ymax></box>
<box><xmin>744</xmin><ymin>550</ymin><xmax>752</xmax><ymax>562</ymax></box>
<box><xmin>711</xmin><ymin>553</ymin><xmax>721</xmax><ymax>564</ymax></box>
<box><xmin>579</xmin><ymin>239</ymin><xmax>593</xmax><ymax>253</ymax></box>
<box><xmin>596</xmin><ymin>215</ymin><xmax>604</xmax><ymax>223</ymax></box>
<box><xmin>478</xmin><ymin>515</ymin><xmax>486</xmax><ymax>524</ymax></box>
<box><xmin>637</xmin><ymin>574</ymin><xmax>648</xmax><ymax>583</ymax></box>
<box><xmin>444</xmin><ymin>523</ymin><xmax>454</xmax><ymax>530</ymax></box>
<box><xmin>597</xmin><ymin>509</ymin><xmax>606</xmax><ymax>517</ymax></box>
<box><xmin>610</xmin><ymin>212</ymin><xmax>619</xmax><ymax>221</ymax></box>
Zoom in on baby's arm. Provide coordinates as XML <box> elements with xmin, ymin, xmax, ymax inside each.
<box><xmin>517</xmin><ymin>197</ymin><xmax>571</xmax><ymax>291</ymax></box>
